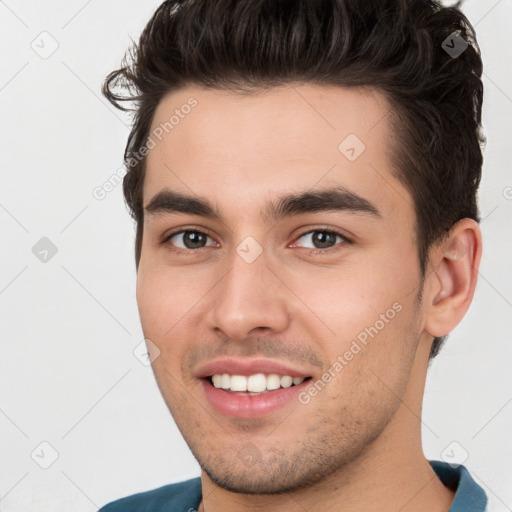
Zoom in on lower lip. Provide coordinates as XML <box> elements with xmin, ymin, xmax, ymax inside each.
<box><xmin>201</xmin><ymin>379</ymin><xmax>308</xmax><ymax>419</ymax></box>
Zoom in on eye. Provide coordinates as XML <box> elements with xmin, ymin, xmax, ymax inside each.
<box><xmin>293</xmin><ymin>229</ymin><xmax>348</xmax><ymax>251</ymax></box>
<box><xmin>165</xmin><ymin>230</ymin><xmax>217</xmax><ymax>250</ymax></box>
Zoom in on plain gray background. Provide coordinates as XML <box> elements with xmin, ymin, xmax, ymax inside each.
<box><xmin>1</xmin><ymin>1</ymin><xmax>511</xmax><ymax>510</ymax></box>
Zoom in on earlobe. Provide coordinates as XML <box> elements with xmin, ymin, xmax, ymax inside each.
<box><xmin>424</xmin><ymin>219</ymin><xmax>482</xmax><ymax>337</ymax></box>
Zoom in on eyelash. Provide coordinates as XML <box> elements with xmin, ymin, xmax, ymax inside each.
<box><xmin>161</xmin><ymin>227</ymin><xmax>352</xmax><ymax>256</ymax></box>
<box><xmin>293</xmin><ymin>228</ymin><xmax>352</xmax><ymax>255</ymax></box>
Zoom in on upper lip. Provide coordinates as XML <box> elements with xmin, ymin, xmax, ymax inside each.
<box><xmin>195</xmin><ymin>358</ymin><xmax>313</xmax><ymax>379</ymax></box>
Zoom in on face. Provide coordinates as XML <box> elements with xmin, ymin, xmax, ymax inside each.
<box><xmin>137</xmin><ymin>84</ymin><xmax>427</xmax><ymax>494</ymax></box>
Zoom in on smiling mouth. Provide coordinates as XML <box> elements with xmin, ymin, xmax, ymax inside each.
<box><xmin>206</xmin><ymin>373</ymin><xmax>312</xmax><ymax>395</ymax></box>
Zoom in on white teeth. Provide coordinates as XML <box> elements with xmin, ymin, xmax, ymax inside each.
<box><xmin>266</xmin><ymin>374</ymin><xmax>281</xmax><ymax>390</ymax></box>
<box><xmin>211</xmin><ymin>373</ymin><xmax>306</xmax><ymax>392</ymax></box>
<box><xmin>280</xmin><ymin>375</ymin><xmax>293</xmax><ymax>388</ymax></box>
<box><xmin>230</xmin><ymin>375</ymin><xmax>248</xmax><ymax>392</ymax></box>
<box><xmin>247</xmin><ymin>374</ymin><xmax>267</xmax><ymax>392</ymax></box>
<box><xmin>221</xmin><ymin>373</ymin><xmax>230</xmax><ymax>389</ymax></box>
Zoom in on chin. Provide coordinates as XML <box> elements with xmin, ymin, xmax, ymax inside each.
<box><xmin>204</xmin><ymin>467</ymin><xmax>314</xmax><ymax>495</ymax></box>
<box><xmin>197</xmin><ymin>448</ymin><xmax>350</xmax><ymax>495</ymax></box>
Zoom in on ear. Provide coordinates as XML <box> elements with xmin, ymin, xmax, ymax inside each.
<box><xmin>423</xmin><ymin>218</ymin><xmax>482</xmax><ymax>338</ymax></box>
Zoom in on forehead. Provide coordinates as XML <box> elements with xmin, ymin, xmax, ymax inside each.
<box><xmin>144</xmin><ymin>83</ymin><xmax>412</xmax><ymax>222</ymax></box>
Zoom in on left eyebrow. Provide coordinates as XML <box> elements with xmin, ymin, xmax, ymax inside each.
<box><xmin>144</xmin><ymin>186</ymin><xmax>382</xmax><ymax>223</ymax></box>
<box><xmin>262</xmin><ymin>186</ymin><xmax>382</xmax><ymax>223</ymax></box>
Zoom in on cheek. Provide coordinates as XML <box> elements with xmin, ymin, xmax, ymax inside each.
<box><xmin>281</xmin><ymin>258</ymin><xmax>414</xmax><ymax>341</ymax></box>
<box><xmin>136</xmin><ymin>263</ymin><xmax>208</xmax><ymax>336</ymax></box>
<box><xmin>281</xmin><ymin>250</ymin><xmax>420</xmax><ymax>394</ymax></box>
<box><xmin>135</xmin><ymin>266</ymin><xmax>202</xmax><ymax>396</ymax></box>
<box><xmin>311</xmin><ymin>299</ymin><xmax>420</xmax><ymax>437</ymax></box>
<box><xmin>136</xmin><ymin>261</ymin><xmax>221</xmax><ymax>385</ymax></box>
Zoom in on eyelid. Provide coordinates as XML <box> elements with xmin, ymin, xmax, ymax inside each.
<box><xmin>161</xmin><ymin>224</ymin><xmax>214</xmax><ymax>241</ymax></box>
<box><xmin>161</xmin><ymin>227</ymin><xmax>218</xmax><ymax>249</ymax></box>
<box><xmin>290</xmin><ymin>227</ymin><xmax>352</xmax><ymax>251</ymax></box>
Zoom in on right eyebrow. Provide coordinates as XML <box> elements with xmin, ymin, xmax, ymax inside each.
<box><xmin>145</xmin><ymin>189</ymin><xmax>221</xmax><ymax>220</ymax></box>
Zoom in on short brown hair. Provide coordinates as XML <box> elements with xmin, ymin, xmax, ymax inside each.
<box><xmin>103</xmin><ymin>0</ymin><xmax>484</xmax><ymax>359</ymax></box>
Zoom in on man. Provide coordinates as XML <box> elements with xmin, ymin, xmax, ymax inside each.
<box><xmin>100</xmin><ymin>0</ymin><xmax>487</xmax><ymax>510</ymax></box>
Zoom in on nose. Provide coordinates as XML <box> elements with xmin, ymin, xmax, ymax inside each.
<box><xmin>205</xmin><ymin>246</ymin><xmax>290</xmax><ymax>342</ymax></box>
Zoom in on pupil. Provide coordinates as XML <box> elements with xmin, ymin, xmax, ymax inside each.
<box><xmin>313</xmin><ymin>231</ymin><xmax>336</xmax><ymax>249</ymax></box>
<box><xmin>184</xmin><ymin>231</ymin><xmax>206</xmax><ymax>249</ymax></box>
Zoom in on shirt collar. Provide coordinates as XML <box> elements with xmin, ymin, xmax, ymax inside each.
<box><xmin>429</xmin><ymin>460</ymin><xmax>487</xmax><ymax>511</ymax></box>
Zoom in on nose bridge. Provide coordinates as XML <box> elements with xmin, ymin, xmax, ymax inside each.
<box><xmin>205</xmin><ymin>240</ymin><xmax>289</xmax><ymax>340</ymax></box>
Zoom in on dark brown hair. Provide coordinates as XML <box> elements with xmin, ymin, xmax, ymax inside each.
<box><xmin>103</xmin><ymin>0</ymin><xmax>484</xmax><ymax>359</ymax></box>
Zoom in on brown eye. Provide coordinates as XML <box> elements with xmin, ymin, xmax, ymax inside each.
<box><xmin>296</xmin><ymin>230</ymin><xmax>345</xmax><ymax>250</ymax></box>
<box><xmin>167</xmin><ymin>230</ymin><xmax>216</xmax><ymax>250</ymax></box>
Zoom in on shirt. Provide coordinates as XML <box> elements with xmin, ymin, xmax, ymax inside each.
<box><xmin>98</xmin><ymin>460</ymin><xmax>487</xmax><ymax>511</ymax></box>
